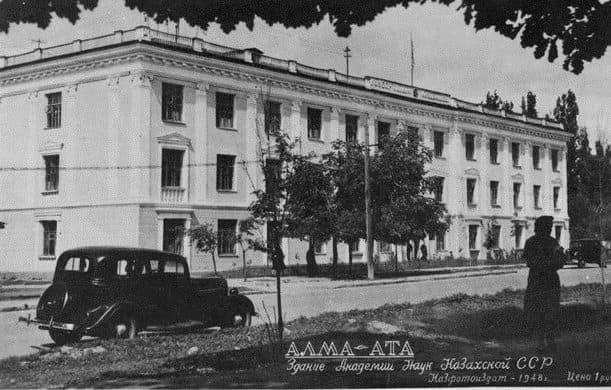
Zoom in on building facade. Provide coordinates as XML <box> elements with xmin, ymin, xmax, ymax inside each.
<box><xmin>0</xmin><ymin>27</ymin><xmax>572</xmax><ymax>273</ymax></box>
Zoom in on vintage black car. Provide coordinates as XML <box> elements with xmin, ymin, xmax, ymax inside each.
<box><xmin>19</xmin><ymin>247</ymin><xmax>256</xmax><ymax>345</ymax></box>
<box><xmin>567</xmin><ymin>239</ymin><xmax>607</xmax><ymax>268</ymax></box>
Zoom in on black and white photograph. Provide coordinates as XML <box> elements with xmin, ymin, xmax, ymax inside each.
<box><xmin>0</xmin><ymin>0</ymin><xmax>610</xmax><ymax>388</ymax></box>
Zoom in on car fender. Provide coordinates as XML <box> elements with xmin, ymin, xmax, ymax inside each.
<box><xmin>225</xmin><ymin>294</ymin><xmax>256</xmax><ymax>316</ymax></box>
<box><xmin>85</xmin><ymin>301</ymin><xmax>140</xmax><ymax>332</ymax></box>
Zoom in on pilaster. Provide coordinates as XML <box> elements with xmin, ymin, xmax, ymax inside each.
<box><xmin>290</xmin><ymin>100</ymin><xmax>302</xmax><ymax>142</ymax></box>
<box><xmin>245</xmin><ymin>93</ymin><xmax>259</xmax><ymax>202</ymax></box>
<box><xmin>329</xmin><ymin>107</ymin><xmax>340</xmax><ymax>142</ymax></box>
<box><xmin>194</xmin><ymin>82</ymin><xmax>209</xmax><ymax>203</ymax></box>
<box><xmin>105</xmin><ymin>77</ymin><xmax>121</xmax><ymax>201</ymax></box>
<box><xmin>130</xmin><ymin>71</ymin><xmax>153</xmax><ymax>202</ymax></box>
<box><xmin>479</xmin><ymin>133</ymin><xmax>489</xmax><ymax>214</ymax></box>
<box><xmin>366</xmin><ymin>113</ymin><xmax>376</xmax><ymax>151</ymax></box>
<box><xmin>26</xmin><ymin>91</ymin><xmax>40</xmax><ymax>208</ymax></box>
<box><xmin>502</xmin><ymin>136</ymin><xmax>512</xmax><ymax>212</ymax></box>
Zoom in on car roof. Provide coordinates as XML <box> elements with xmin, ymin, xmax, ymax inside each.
<box><xmin>59</xmin><ymin>246</ymin><xmax>186</xmax><ymax>259</ymax></box>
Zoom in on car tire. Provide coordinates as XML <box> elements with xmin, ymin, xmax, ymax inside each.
<box><xmin>232</xmin><ymin>311</ymin><xmax>252</xmax><ymax>327</ymax></box>
<box><xmin>49</xmin><ymin>329</ymin><xmax>82</xmax><ymax>346</ymax></box>
<box><xmin>104</xmin><ymin>313</ymin><xmax>138</xmax><ymax>339</ymax></box>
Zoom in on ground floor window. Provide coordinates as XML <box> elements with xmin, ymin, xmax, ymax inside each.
<box><xmin>490</xmin><ymin>225</ymin><xmax>501</xmax><ymax>248</ymax></box>
<box><xmin>349</xmin><ymin>240</ymin><xmax>360</xmax><ymax>253</ymax></box>
<box><xmin>218</xmin><ymin>219</ymin><xmax>237</xmax><ymax>255</ymax></box>
<box><xmin>514</xmin><ymin>223</ymin><xmax>523</xmax><ymax>249</ymax></box>
<box><xmin>380</xmin><ymin>241</ymin><xmax>392</xmax><ymax>253</ymax></box>
<box><xmin>163</xmin><ymin>219</ymin><xmax>184</xmax><ymax>255</ymax></box>
<box><xmin>41</xmin><ymin>220</ymin><xmax>57</xmax><ymax>257</ymax></box>
<box><xmin>468</xmin><ymin>225</ymin><xmax>478</xmax><ymax>250</ymax></box>
<box><xmin>555</xmin><ymin>225</ymin><xmax>562</xmax><ymax>242</ymax></box>
<box><xmin>435</xmin><ymin>230</ymin><xmax>445</xmax><ymax>251</ymax></box>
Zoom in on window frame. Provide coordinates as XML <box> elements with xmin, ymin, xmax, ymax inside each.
<box><xmin>216</xmin><ymin>154</ymin><xmax>236</xmax><ymax>191</ymax></box>
<box><xmin>41</xmin><ymin>220</ymin><xmax>57</xmax><ymax>258</ymax></box>
<box><xmin>466</xmin><ymin>178</ymin><xmax>477</xmax><ymax>206</ymax></box>
<box><xmin>307</xmin><ymin>107</ymin><xmax>322</xmax><ymax>140</ymax></box>
<box><xmin>345</xmin><ymin>114</ymin><xmax>359</xmax><ymax>143</ymax></box>
<box><xmin>490</xmin><ymin>180</ymin><xmax>499</xmax><ymax>207</ymax></box>
<box><xmin>43</xmin><ymin>155</ymin><xmax>60</xmax><ymax>193</ymax></box>
<box><xmin>465</xmin><ymin>133</ymin><xmax>475</xmax><ymax>161</ymax></box>
<box><xmin>218</xmin><ymin>219</ymin><xmax>237</xmax><ymax>256</ymax></box>
<box><xmin>45</xmin><ymin>92</ymin><xmax>62</xmax><ymax>129</ymax></box>
<box><xmin>553</xmin><ymin>186</ymin><xmax>560</xmax><ymax>209</ymax></box>
<box><xmin>216</xmin><ymin>92</ymin><xmax>235</xmax><ymax>129</ymax></box>
<box><xmin>513</xmin><ymin>182</ymin><xmax>522</xmax><ymax>209</ymax></box>
<box><xmin>433</xmin><ymin>131</ymin><xmax>444</xmax><ymax>158</ymax></box>
<box><xmin>533</xmin><ymin>185</ymin><xmax>541</xmax><ymax>209</ymax></box>
<box><xmin>489</xmin><ymin>138</ymin><xmax>499</xmax><ymax>164</ymax></box>
<box><xmin>161</xmin><ymin>149</ymin><xmax>184</xmax><ymax>188</ymax></box>
<box><xmin>161</xmin><ymin>83</ymin><xmax>184</xmax><ymax>122</ymax></box>
<box><xmin>532</xmin><ymin>145</ymin><xmax>541</xmax><ymax>169</ymax></box>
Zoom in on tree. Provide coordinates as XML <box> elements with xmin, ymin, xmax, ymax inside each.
<box><xmin>482</xmin><ymin>90</ymin><xmax>514</xmax><ymax>112</ymax></box>
<box><xmin>1</xmin><ymin>1</ymin><xmax>608</xmax><ymax>74</ymax></box>
<box><xmin>522</xmin><ymin>91</ymin><xmax>538</xmax><ymax>118</ymax></box>
<box><xmin>186</xmin><ymin>223</ymin><xmax>218</xmax><ymax>274</ymax></box>
<box><xmin>236</xmin><ymin>217</ymin><xmax>266</xmax><ymax>281</ymax></box>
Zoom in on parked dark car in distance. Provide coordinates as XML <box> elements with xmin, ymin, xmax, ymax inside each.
<box><xmin>567</xmin><ymin>239</ymin><xmax>607</xmax><ymax>268</ymax></box>
<box><xmin>19</xmin><ymin>247</ymin><xmax>256</xmax><ymax>345</ymax></box>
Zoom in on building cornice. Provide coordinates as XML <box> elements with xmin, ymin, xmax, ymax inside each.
<box><xmin>0</xmin><ymin>42</ymin><xmax>572</xmax><ymax>143</ymax></box>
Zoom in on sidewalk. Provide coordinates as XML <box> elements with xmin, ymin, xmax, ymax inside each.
<box><xmin>227</xmin><ymin>263</ymin><xmax>525</xmax><ymax>293</ymax></box>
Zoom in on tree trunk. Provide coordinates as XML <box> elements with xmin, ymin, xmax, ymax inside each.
<box><xmin>306</xmin><ymin>239</ymin><xmax>318</xmax><ymax>277</ymax></box>
<box><xmin>211</xmin><ymin>252</ymin><xmax>218</xmax><ymax>274</ymax></box>
<box><xmin>242</xmin><ymin>248</ymin><xmax>247</xmax><ymax>281</ymax></box>
<box><xmin>348</xmin><ymin>244</ymin><xmax>353</xmax><ymax>275</ymax></box>
<box><xmin>394</xmin><ymin>244</ymin><xmax>398</xmax><ymax>273</ymax></box>
<box><xmin>332</xmin><ymin>236</ymin><xmax>338</xmax><ymax>280</ymax></box>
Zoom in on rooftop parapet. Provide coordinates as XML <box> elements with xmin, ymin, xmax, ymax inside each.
<box><xmin>0</xmin><ymin>25</ymin><xmax>563</xmax><ymax>131</ymax></box>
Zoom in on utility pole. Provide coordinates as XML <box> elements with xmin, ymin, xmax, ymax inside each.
<box><xmin>31</xmin><ymin>39</ymin><xmax>46</xmax><ymax>49</ymax></box>
<box><xmin>599</xmin><ymin>155</ymin><xmax>607</xmax><ymax>305</ymax></box>
<box><xmin>364</xmin><ymin>115</ymin><xmax>374</xmax><ymax>280</ymax></box>
<box><xmin>344</xmin><ymin>46</ymin><xmax>352</xmax><ymax>78</ymax></box>
<box><xmin>410</xmin><ymin>33</ymin><xmax>414</xmax><ymax>85</ymax></box>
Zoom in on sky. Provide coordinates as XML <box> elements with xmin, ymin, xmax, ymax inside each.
<box><xmin>1</xmin><ymin>0</ymin><xmax>609</xmax><ymax>141</ymax></box>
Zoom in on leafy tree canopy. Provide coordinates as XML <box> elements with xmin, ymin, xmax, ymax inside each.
<box><xmin>1</xmin><ymin>1</ymin><xmax>608</xmax><ymax>74</ymax></box>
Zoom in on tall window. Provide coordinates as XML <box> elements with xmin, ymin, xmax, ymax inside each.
<box><xmin>490</xmin><ymin>225</ymin><xmax>501</xmax><ymax>248</ymax></box>
<box><xmin>468</xmin><ymin>225</ymin><xmax>478</xmax><ymax>250</ymax></box>
<box><xmin>216</xmin><ymin>92</ymin><xmax>234</xmax><ymax>128</ymax></box>
<box><xmin>377</xmin><ymin>121</ymin><xmax>390</xmax><ymax>147</ymax></box>
<box><xmin>41</xmin><ymin>221</ymin><xmax>57</xmax><ymax>257</ymax></box>
<box><xmin>46</xmin><ymin>92</ymin><xmax>62</xmax><ymax>128</ymax></box>
<box><xmin>161</xmin><ymin>149</ymin><xmax>184</xmax><ymax>187</ymax></box>
<box><xmin>551</xmin><ymin>149</ymin><xmax>559</xmax><ymax>171</ymax></box>
<box><xmin>433</xmin><ymin>176</ymin><xmax>444</xmax><ymax>202</ymax></box>
<box><xmin>218</xmin><ymin>219</ymin><xmax>237</xmax><ymax>255</ymax></box>
<box><xmin>466</xmin><ymin>178</ymin><xmax>476</xmax><ymax>206</ymax></box>
<box><xmin>555</xmin><ymin>226</ymin><xmax>562</xmax><ymax>241</ymax></box>
<box><xmin>434</xmin><ymin>131</ymin><xmax>444</xmax><ymax>158</ymax></box>
<box><xmin>533</xmin><ymin>185</ymin><xmax>541</xmax><ymax>208</ymax></box>
<box><xmin>349</xmin><ymin>240</ymin><xmax>360</xmax><ymax>253</ymax></box>
<box><xmin>489</xmin><ymin>138</ymin><xmax>498</xmax><ymax>164</ymax></box>
<box><xmin>514</xmin><ymin>224</ymin><xmax>523</xmax><ymax>248</ymax></box>
<box><xmin>490</xmin><ymin>181</ymin><xmax>499</xmax><ymax>207</ymax></box>
<box><xmin>163</xmin><ymin>219</ymin><xmax>184</xmax><ymax>255</ymax></box>
<box><xmin>512</xmin><ymin>142</ymin><xmax>520</xmax><ymax>167</ymax></box>
<box><xmin>513</xmin><ymin>182</ymin><xmax>521</xmax><ymax>208</ymax></box>
<box><xmin>265</xmin><ymin>158</ymin><xmax>282</xmax><ymax>194</ymax></box>
<box><xmin>465</xmin><ymin>134</ymin><xmax>475</xmax><ymax>160</ymax></box>
<box><xmin>307</xmin><ymin>108</ymin><xmax>322</xmax><ymax>139</ymax></box>
<box><xmin>216</xmin><ymin>154</ymin><xmax>235</xmax><ymax>191</ymax></box>
<box><xmin>345</xmin><ymin>114</ymin><xmax>358</xmax><ymax>143</ymax></box>
<box><xmin>435</xmin><ymin>230</ymin><xmax>445</xmax><ymax>251</ymax></box>
<box><xmin>553</xmin><ymin>186</ymin><xmax>560</xmax><ymax>209</ymax></box>
<box><xmin>162</xmin><ymin>83</ymin><xmax>183</xmax><ymax>122</ymax></box>
<box><xmin>264</xmin><ymin>100</ymin><xmax>281</xmax><ymax>134</ymax></box>
<box><xmin>532</xmin><ymin>145</ymin><xmax>540</xmax><ymax>169</ymax></box>
<box><xmin>44</xmin><ymin>155</ymin><xmax>59</xmax><ymax>192</ymax></box>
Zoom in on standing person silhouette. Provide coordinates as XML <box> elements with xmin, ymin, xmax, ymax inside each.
<box><xmin>522</xmin><ymin>216</ymin><xmax>565</xmax><ymax>352</ymax></box>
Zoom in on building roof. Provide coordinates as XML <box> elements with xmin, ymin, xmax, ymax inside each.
<box><xmin>0</xmin><ymin>26</ymin><xmax>565</xmax><ymax>132</ymax></box>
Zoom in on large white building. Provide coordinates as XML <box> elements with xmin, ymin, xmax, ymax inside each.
<box><xmin>0</xmin><ymin>27</ymin><xmax>571</xmax><ymax>273</ymax></box>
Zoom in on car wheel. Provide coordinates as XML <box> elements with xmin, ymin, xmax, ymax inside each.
<box><xmin>232</xmin><ymin>311</ymin><xmax>252</xmax><ymax>327</ymax></box>
<box><xmin>104</xmin><ymin>313</ymin><xmax>138</xmax><ymax>339</ymax></box>
<box><xmin>49</xmin><ymin>329</ymin><xmax>82</xmax><ymax>346</ymax></box>
<box><xmin>578</xmin><ymin>260</ymin><xmax>586</xmax><ymax>268</ymax></box>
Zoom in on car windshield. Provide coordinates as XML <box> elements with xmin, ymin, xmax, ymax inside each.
<box><xmin>58</xmin><ymin>256</ymin><xmax>99</xmax><ymax>273</ymax></box>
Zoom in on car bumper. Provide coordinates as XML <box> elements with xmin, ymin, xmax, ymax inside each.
<box><xmin>18</xmin><ymin>314</ymin><xmax>76</xmax><ymax>331</ymax></box>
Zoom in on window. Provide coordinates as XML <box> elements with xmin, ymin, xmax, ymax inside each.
<box><xmin>465</xmin><ymin>134</ymin><xmax>475</xmax><ymax>160</ymax></box>
<box><xmin>532</xmin><ymin>146</ymin><xmax>540</xmax><ymax>169</ymax></box>
<box><xmin>533</xmin><ymin>185</ymin><xmax>541</xmax><ymax>209</ymax></box>
<box><xmin>489</xmin><ymin>138</ymin><xmax>498</xmax><ymax>164</ymax></box>
<box><xmin>46</xmin><ymin>92</ymin><xmax>61</xmax><ymax>128</ymax></box>
<box><xmin>162</xmin><ymin>83</ymin><xmax>183</xmax><ymax>122</ymax></box>
<box><xmin>377</xmin><ymin>121</ymin><xmax>390</xmax><ymax>147</ymax></box>
<box><xmin>514</xmin><ymin>224</ymin><xmax>523</xmax><ymax>248</ymax></box>
<box><xmin>308</xmin><ymin>108</ymin><xmax>322</xmax><ymax>139</ymax></box>
<box><xmin>468</xmin><ymin>225</ymin><xmax>478</xmax><ymax>250</ymax></box>
<box><xmin>265</xmin><ymin>158</ymin><xmax>282</xmax><ymax>194</ymax></box>
<box><xmin>216</xmin><ymin>92</ymin><xmax>234</xmax><ymax>128</ymax></box>
<box><xmin>41</xmin><ymin>221</ymin><xmax>57</xmax><ymax>257</ymax></box>
<box><xmin>512</xmin><ymin>142</ymin><xmax>520</xmax><ymax>167</ymax></box>
<box><xmin>490</xmin><ymin>225</ymin><xmax>501</xmax><ymax>248</ymax></box>
<box><xmin>216</xmin><ymin>154</ymin><xmax>235</xmax><ymax>191</ymax></box>
<box><xmin>435</xmin><ymin>230</ymin><xmax>445</xmax><ymax>251</ymax></box>
<box><xmin>218</xmin><ymin>219</ymin><xmax>237</xmax><ymax>255</ymax></box>
<box><xmin>345</xmin><ymin>114</ymin><xmax>358</xmax><ymax>143</ymax></box>
<box><xmin>161</xmin><ymin>149</ymin><xmax>184</xmax><ymax>187</ymax></box>
<box><xmin>553</xmin><ymin>186</ymin><xmax>560</xmax><ymax>209</ymax></box>
<box><xmin>434</xmin><ymin>131</ymin><xmax>444</xmax><ymax>158</ymax></box>
<box><xmin>555</xmin><ymin>226</ymin><xmax>562</xmax><ymax>241</ymax></box>
<box><xmin>44</xmin><ymin>155</ymin><xmax>59</xmax><ymax>192</ymax></box>
<box><xmin>432</xmin><ymin>176</ymin><xmax>444</xmax><ymax>202</ymax></box>
<box><xmin>551</xmin><ymin>149</ymin><xmax>559</xmax><ymax>171</ymax></box>
<box><xmin>62</xmin><ymin>257</ymin><xmax>91</xmax><ymax>273</ymax></box>
<box><xmin>466</xmin><ymin>178</ymin><xmax>476</xmax><ymax>206</ymax></box>
<box><xmin>513</xmin><ymin>182</ymin><xmax>521</xmax><ymax>209</ymax></box>
<box><xmin>349</xmin><ymin>240</ymin><xmax>360</xmax><ymax>253</ymax></box>
<box><xmin>162</xmin><ymin>219</ymin><xmax>184</xmax><ymax>255</ymax></box>
<box><xmin>265</xmin><ymin>100</ymin><xmax>282</xmax><ymax>134</ymax></box>
<box><xmin>490</xmin><ymin>181</ymin><xmax>499</xmax><ymax>207</ymax></box>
